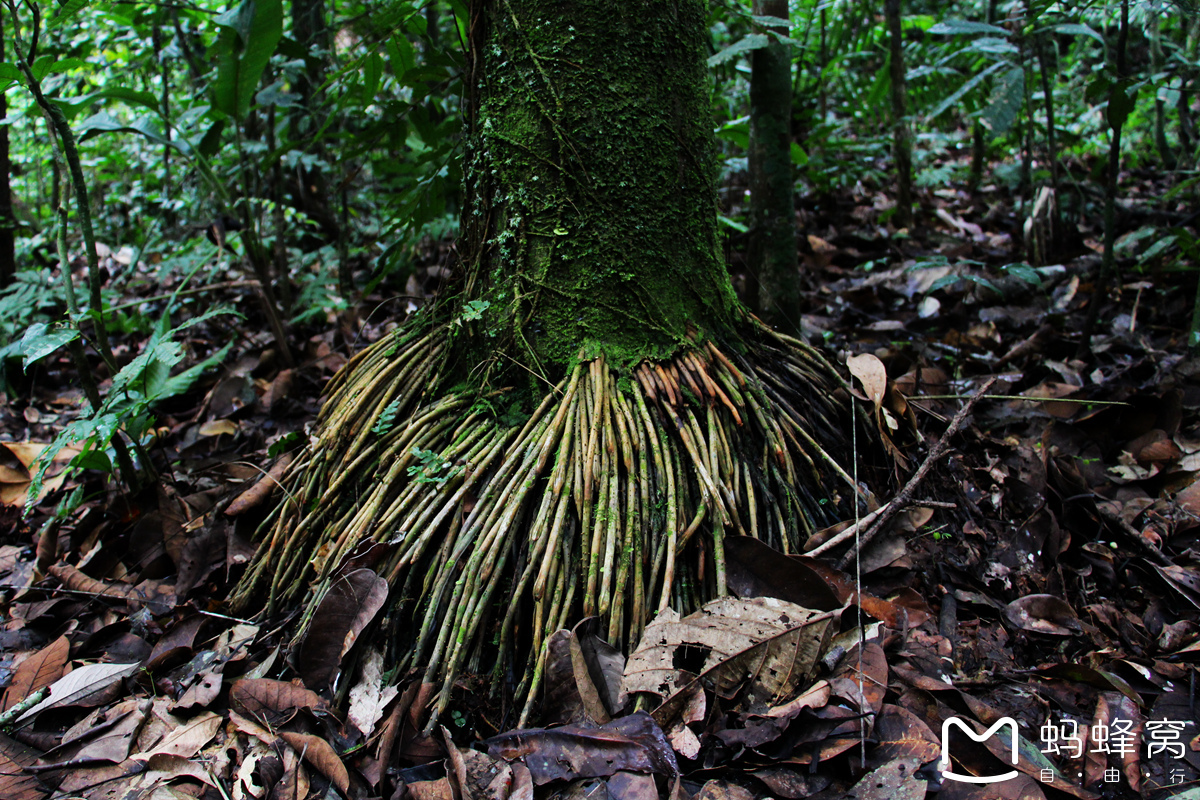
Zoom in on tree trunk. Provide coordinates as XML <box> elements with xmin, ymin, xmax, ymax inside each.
<box><xmin>235</xmin><ymin>0</ymin><xmax>866</xmax><ymax>730</ymax></box>
<box><xmin>747</xmin><ymin>0</ymin><xmax>799</xmax><ymax>334</ymax></box>
<box><xmin>459</xmin><ymin>0</ymin><xmax>738</xmax><ymax>382</ymax></box>
<box><xmin>0</xmin><ymin>17</ymin><xmax>14</xmax><ymax>290</ymax></box>
<box><xmin>885</xmin><ymin>0</ymin><xmax>912</xmax><ymax>228</ymax></box>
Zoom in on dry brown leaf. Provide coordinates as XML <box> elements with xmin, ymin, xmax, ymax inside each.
<box><xmin>1</xmin><ymin>634</ymin><xmax>69</xmax><ymax>712</ymax></box>
<box><xmin>68</xmin><ymin>699</ymin><xmax>150</xmax><ymax>763</ymax></box>
<box><xmin>48</xmin><ymin>563</ymin><xmax>154</xmax><ymax>608</ymax></box>
<box><xmin>1005</xmin><ymin>594</ymin><xmax>1082</xmax><ymax>636</ymax></box>
<box><xmin>695</xmin><ymin>779</ymin><xmax>755</xmax><ymax>800</ymax></box>
<box><xmin>0</xmin><ymin>442</ymin><xmax>80</xmax><ymax>507</ymax></box>
<box><xmin>198</xmin><ymin>419</ymin><xmax>239</xmax><ymax>437</ymax></box>
<box><xmin>132</xmin><ymin>711</ymin><xmax>221</xmax><ymax>760</ymax></box>
<box><xmin>485</xmin><ymin>712</ymin><xmax>677</xmax><ymax>786</ymax></box>
<box><xmin>230</xmin><ymin>678</ymin><xmax>328</xmax><ymax>726</ymax></box>
<box><xmin>829</xmin><ymin>641</ymin><xmax>888</xmax><ymax>717</ymax></box>
<box><xmin>844</xmin><ymin>758</ymin><xmax>925</xmax><ymax>800</ymax></box>
<box><xmin>847</xmin><ymin>353</ymin><xmax>887</xmax><ymax>409</ymax></box>
<box><xmin>279</xmin><ymin>731</ymin><xmax>350</xmax><ymax>793</ymax></box>
<box><xmin>623</xmin><ymin>597</ymin><xmax>838</xmax><ymax>724</ymax></box>
<box><xmin>407</xmin><ymin>778</ymin><xmax>455</xmax><ymax>800</ymax></box>
<box><xmin>297</xmin><ymin>568</ymin><xmax>388</xmax><ymax>692</ymax></box>
<box><xmin>225</xmin><ymin>454</ymin><xmax>294</xmax><ymax>517</ymax></box>
<box><xmin>173</xmin><ymin>669</ymin><xmax>223</xmax><ymax>710</ymax></box>
<box><xmin>16</xmin><ymin>661</ymin><xmax>140</xmax><ymax>724</ymax></box>
<box><xmin>347</xmin><ymin>647</ymin><xmax>398</xmax><ymax>738</ymax></box>
<box><xmin>0</xmin><ymin>733</ymin><xmax>47</xmax><ymax>800</ymax></box>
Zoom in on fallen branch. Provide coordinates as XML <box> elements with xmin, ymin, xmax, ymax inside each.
<box><xmin>807</xmin><ymin>378</ymin><xmax>996</xmax><ymax>568</ymax></box>
<box><xmin>1090</xmin><ymin>500</ymin><xmax>1173</xmax><ymax>567</ymax></box>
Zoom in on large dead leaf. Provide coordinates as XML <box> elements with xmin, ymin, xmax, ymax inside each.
<box><xmin>623</xmin><ymin>597</ymin><xmax>838</xmax><ymax>723</ymax></box>
<box><xmin>230</xmin><ymin>678</ymin><xmax>329</xmax><ymax>726</ymax></box>
<box><xmin>726</xmin><ymin>537</ymin><xmax>930</xmax><ymax>627</ymax></box>
<box><xmin>0</xmin><ymin>441</ymin><xmax>80</xmax><ymax>507</ymax></box>
<box><xmin>0</xmin><ymin>732</ymin><xmax>46</xmax><ymax>800</ymax></box>
<box><xmin>485</xmin><ymin>711</ymin><xmax>677</xmax><ymax>785</ymax></box>
<box><xmin>544</xmin><ymin>619</ymin><xmax>627</xmax><ymax>726</ymax></box>
<box><xmin>347</xmin><ymin>646</ymin><xmax>399</xmax><ymax>738</ymax></box>
<box><xmin>279</xmin><ymin>731</ymin><xmax>350</xmax><ymax>793</ymax></box>
<box><xmin>829</xmin><ymin>641</ymin><xmax>888</xmax><ymax>717</ymax></box>
<box><xmin>1</xmin><ymin>634</ymin><xmax>69</xmax><ymax>712</ymax></box>
<box><xmin>297</xmin><ymin>568</ymin><xmax>388</xmax><ymax>692</ymax></box>
<box><xmin>15</xmin><ymin>661</ymin><xmax>140</xmax><ymax>724</ymax></box>
<box><xmin>131</xmin><ymin>711</ymin><xmax>221</xmax><ymax>760</ymax></box>
<box><xmin>1004</xmin><ymin>594</ymin><xmax>1082</xmax><ymax>636</ymax></box>
<box><xmin>844</xmin><ymin>758</ymin><xmax>926</xmax><ymax>800</ymax></box>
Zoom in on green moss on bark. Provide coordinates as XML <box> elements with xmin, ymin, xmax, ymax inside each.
<box><xmin>460</xmin><ymin>0</ymin><xmax>739</xmax><ymax>378</ymax></box>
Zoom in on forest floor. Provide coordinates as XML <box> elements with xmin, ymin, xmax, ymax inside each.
<box><xmin>1</xmin><ymin>170</ymin><xmax>1199</xmax><ymax>800</ymax></box>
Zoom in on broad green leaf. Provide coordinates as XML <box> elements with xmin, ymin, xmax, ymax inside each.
<box><xmin>751</xmin><ymin>14</ymin><xmax>789</xmax><ymax>28</ymax></box>
<box><xmin>1107</xmin><ymin>81</ymin><xmax>1137</xmax><ymax>130</ymax></box>
<box><xmin>707</xmin><ymin>34</ymin><xmax>769</xmax><ymax>68</ymax></box>
<box><xmin>48</xmin><ymin>0</ymin><xmax>91</xmax><ymax>28</ymax></box>
<box><xmin>926</xmin><ymin>61</ymin><xmax>1004</xmax><ymax>121</ymax></box>
<box><xmin>963</xmin><ymin>37</ymin><xmax>1019</xmax><ymax>56</ymax></box>
<box><xmin>1086</xmin><ymin>75</ymin><xmax>1111</xmax><ymax>103</ymax></box>
<box><xmin>982</xmin><ymin>66</ymin><xmax>1024</xmax><ymax>135</ymax></box>
<box><xmin>929</xmin><ymin>19</ymin><xmax>1010</xmax><ymax>36</ymax></box>
<box><xmin>1001</xmin><ymin>263</ymin><xmax>1043</xmax><ymax>286</ymax></box>
<box><xmin>387</xmin><ymin>34</ymin><xmax>416</xmax><ymax>76</ymax></box>
<box><xmin>76</xmin><ymin>112</ymin><xmax>187</xmax><ymax>155</ymax></box>
<box><xmin>212</xmin><ymin>0</ymin><xmax>284</xmax><ymax>120</ymax></box>
<box><xmin>95</xmin><ymin>87</ymin><xmax>161</xmax><ymax>113</ymax></box>
<box><xmin>18</xmin><ymin>323</ymin><xmax>79</xmax><ymax>370</ymax></box>
<box><xmin>69</xmin><ymin>449</ymin><xmax>112</xmax><ymax>473</ymax></box>
<box><xmin>790</xmin><ymin>142</ymin><xmax>808</xmax><ymax>167</ymax></box>
<box><xmin>930</xmin><ymin>273</ymin><xmax>1003</xmax><ymax>296</ymax></box>
<box><xmin>0</xmin><ymin>63</ymin><xmax>21</xmax><ymax>83</ymax></box>
<box><xmin>364</xmin><ymin>52</ymin><xmax>383</xmax><ymax>100</ymax></box>
<box><xmin>1053</xmin><ymin>22</ymin><xmax>1104</xmax><ymax>46</ymax></box>
<box><xmin>718</xmin><ymin>216</ymin><xmax>748</xmax><ymax>233</ymax></box>
<box><xmin>198</xmin><ymin>119</ymin><xmax>226</xmax><ymax>158</ymax></box>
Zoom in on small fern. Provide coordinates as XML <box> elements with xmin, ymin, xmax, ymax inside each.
<box><xmin>372</xmin><ymin>398</ymin><xmax>404</xmax><ymax>435</ymax></box>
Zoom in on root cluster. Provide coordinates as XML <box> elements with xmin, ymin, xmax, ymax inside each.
<box><xmin>231</xmin><ymin>320</ymin><xmax>867</xmax><ymax>726</ymax></box>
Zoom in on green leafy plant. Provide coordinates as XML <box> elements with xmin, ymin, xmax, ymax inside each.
<box><xmin>24</xmin><ymin>306</ymin><xmax>235</xmax><ymax>511</ymax></box>
<box><xmin>406</xmin><ymin>446</ymin><xmax>461</xmax><ymax>487</ymax></box>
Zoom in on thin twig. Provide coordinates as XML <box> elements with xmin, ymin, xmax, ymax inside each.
<box><xmin>818</xmin><ymin>378</ymin><xmax>997</xmax><ymax>569</ymax></box>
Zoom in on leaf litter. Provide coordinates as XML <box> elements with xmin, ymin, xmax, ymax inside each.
<box><xmin>1</xmin><ymin>184</ymin><xmax>1200</xmax><ymax>800</ymax></box>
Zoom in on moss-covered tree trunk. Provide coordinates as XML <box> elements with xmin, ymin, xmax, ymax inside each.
<box><xmin>747</xmin><ymin>0</ymin><xmax>799</xmax><ymax>335</ymax></box>
<box><xmin>457</xmin><ymin>0</ymin><xmax>738</xmax><ymax>381</ymax></box>
<box><xmin>235</xmin><ymin>0</ymin><xmax>869</xmax><ymax>730</ymax></box>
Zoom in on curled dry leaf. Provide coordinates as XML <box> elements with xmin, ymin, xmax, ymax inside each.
<box><xmin>131</xmin><ymin>711</ymin><xmax>221</xmax><ymax>760</ymax></box>
<box><xmin>348</xmin><ymin>646</ymin><xmax>399</xmax><ymax>738</ymax></box>
<box><xmin>298</xmin><ymin>568</ymin><xmax>388</xmax><ymax>692</ymax></box>
<box><xmin>1004</xmin><ymin>594</ymin><xmax>1082</xmax><ymax>636</ymax></box>
<box><xmin>48</xmin><ymin>562</ymin><xmax>172</xmax><ymax>612</ymax></box>
<box><xmin>229</xmin><ymin>678</ymin><xmax>328</xmax><ymax>726</ymax></box>
<box><xmin>279</xmin><ymin>731</ymin><xmax>351</xmax><ymax>794</ymax></box>
<box><xmin>847</xmin><ymin>353</ymin><xmax>887</xmax><ymax>409</ymax></box>
<box><xmin>485</xmin><ymin>711</ymin><xmax>678</xmax><ymax>786</ymax></box>
<box><xmin>226</xmin><ymin>453</ymin><xmax>295</xmax><ymax>517</ymax></box>
<box><xmin>622</xmin><ymin>597</ymin><xmax>839</xmax><ymax>726</ymax></box>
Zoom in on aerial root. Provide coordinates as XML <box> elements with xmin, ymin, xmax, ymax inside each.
<box><xmin>229</xmin><ymin>321</ymin><xmax>868</xmax><ymax>729</ymax></box>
